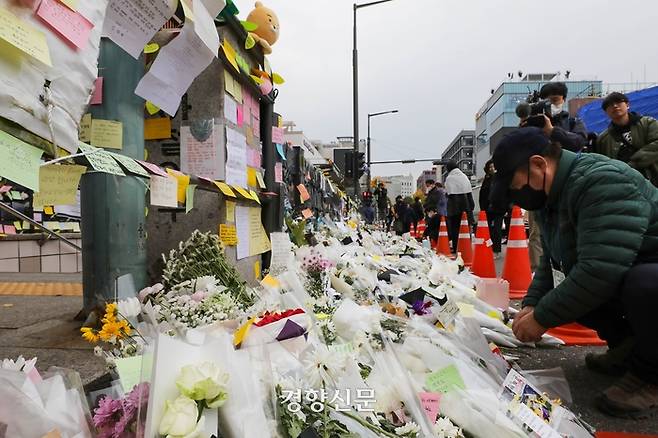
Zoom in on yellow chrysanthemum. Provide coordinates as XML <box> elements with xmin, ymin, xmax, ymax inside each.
<box><xmin>80</xmin><ymin>327</ymin><xmax>99</xmax><ymax>343</ymax></box>
<box><xmin>98</xmin><ymin>321</ymin><xmax>124</xmax><ymax>342</ymax></box>
<box><xmin>118</xmin><ymin>319</ymin><xmax>131</xmax><ymax>336</ymax></box>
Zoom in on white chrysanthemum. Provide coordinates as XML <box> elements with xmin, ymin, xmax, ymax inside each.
<box><xmin>118</xmin><ymin>297</ymin><xmax>141</xmax><ymax>318</ymax></box>
<box><xmin>394</xmin><ymin>422</ymin><xmax>420</xmax><ymax>436</ymax></box>
<box><xmin>301</xmin><ymin>345</ymin><xmax>345</xmax><ymax>388</ymax></box>
<box><xmin>434</xmin><ymin>416</ymin><xmax>462</xmax><ymax>438</ymax></box>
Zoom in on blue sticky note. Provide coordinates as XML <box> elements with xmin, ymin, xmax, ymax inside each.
<box><xmin>276</xmin><ymin>143</ymin><xmax>286</xmax><ymax>161</ymax></box>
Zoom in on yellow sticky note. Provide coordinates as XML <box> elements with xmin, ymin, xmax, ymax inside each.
<box><xmin>144</xmin><ymin>43</ymin><xmax>159</xmax><ymax>54</ymax></box>
<box><xmin>247</xmin><ymin>167</ymin><xmax>257</xmax><ymax>187</ymax></box>
<box><xmin>261</xmin><ymin>274</ymin><xmax>280</xmax><ymax>288</ymax></box>
<box><xmin>226</xmin><ymin>201</ymin><xmax>235</xmax><ymax>222</ymax></box>
<box><xmin>91</xmin><ymin>119</ymin><xmax>123</xmax><ymax>150</ymax></box>
<box><xmin>457</xmin><ymin>302</ymin><xmax>475</xmax><ymax>318</ymax></box>
<box><xmin>0</xmin><ymin>8</ymin><xmax>52</xmax><ymax>66</ymax></box>
<box><xmin>215</xmin><ymin>181</ymin><xmax>236</xmax><ymax>198</ymax></box>
<box><xmin>166</xmin><ymin>168</ymin><xmax>190</xmax><ymax>203</ymax></box>
<box><xmin>44</xmin><ymin>206</ymin><xmax>54</xmax><ymax>215</ymax></box>
<box><xmin>248</xmin><ymin>207</ymin><xmax>271</xmax><ymax>256</ymax></box>
<box><xmin>219</xmin><ymin>223</ymin><xmax>237</xmax><ymax>246</ymax></box>
<box><xmin>249</xmin><ymin>190</ymin><xmax>260</xmax><ymax>204</ymax></box>
<box><xmin>59</xmin><ymin>0</ymin><xmax>78</xmax><ymax>10</ymax></box>
<box><xmin>233</xmin><ymin>186</ymin><xmax>252</xmax><ymax>200</ymax></box>
<box><xmin>145</xmin><ymin>101</ymin><xmax>160</xmax><ymax>115</ymax></box>
<box><xmin>233</xmin><ymin>317</ymin><xmax>256</xmax><ymax>347</ymax></box>
<box><xmin>255</xmin><ymin>172</ymin><xmax>266</xmax><ymax>189</ymax></box>
<box><xmin>253</xmin><ymin>261</ymin><xmax>261</xmax><ymax>280</ymax></box>
<box><xmin>79</xmin><ymin>113</ymin><xmax>92</xmax><ymax>142</ymax></box>
<box><xmin>222</xmin><ymin>38</ymin><xmax>239</xmax><ymax>72</ymax></box>
<box><xmin>13</xmin><ymin>221</ymin><xmax>22</xmax><ymax>231</ymax></box>
<box><xmin>33</xmin><ymin>164</ymin><xmax>86</xmax><ymax>208</ymax></box>
<box><xmin>144</xmin><ymin>117</ymin><xmax>171</xmax><ymax>140</ymax></box>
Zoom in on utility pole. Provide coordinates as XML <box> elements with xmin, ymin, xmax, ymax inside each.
<box><xmin>81</xmin><ymin>39</ymin><xmax>146</xmax><ymax>315</ymax></box>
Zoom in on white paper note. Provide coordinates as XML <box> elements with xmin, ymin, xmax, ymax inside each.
<box><xmin>225</xmin><ymin>126</ymin><xmax>247</xmax><ymax>188</ymax></box>
<box><xmin>235</xmin><ymin>205</ymin><xmax>250</xmax><ymax>260</ymax></box>
<box><xmin>269</xmin><ymin>232</ymin><xmax>293</xmax><ymax>272</ymax></box>
<box><xmin>224</xmin><ymin>94</ymin><xmax>238</xmax><ymax>125</ymax></box>
<box><xmin>134</xmin><ymin>72</ymin><xmax>184</xmax><ymax>117</ymax></box>
<box><xmin>149</xmin><ymin>175</ymin><xmax>178</xmax><ymax>207</ymax></box>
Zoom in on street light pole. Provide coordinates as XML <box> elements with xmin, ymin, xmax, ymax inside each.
<box><xmin>352</xmin><ymin>0</ymin><xmax>395</xmax><ymax>200</ymax></box>
<box><xmin>366</xmin><ymin>109</ymin><xmax>398</xmax><ymax>191</ymax></box>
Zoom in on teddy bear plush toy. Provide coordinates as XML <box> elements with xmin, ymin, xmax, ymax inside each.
<box><xmin>246</xmin><ymin>1</ymin><xmax>280</xmax><ymax>54</ymax></box>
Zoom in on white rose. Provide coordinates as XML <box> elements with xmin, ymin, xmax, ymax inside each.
<box><xmin>176</xmin><ymin>362</ymin><xmax>229</xmax><ymax>408</ymax></box>
<box><xmin>159</xmin><ymin>396</ymin><xmax>203</xmax><ymax>438</ymax></box>
<box><xmin>118</xmin><ymin>297</ymin><xmax>141</xmax><ymax>318</ymax></box>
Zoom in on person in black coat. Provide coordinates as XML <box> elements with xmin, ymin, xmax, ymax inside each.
<box><xmin>479</xmin><ymin>160</ymin><xmax>503</xmax><ymax>255</ymax></box>
<box><xmin>393</xmin><ymin>196</ymin><xmax>412</xmax><ymax>235</ymax></box>
<box><xmin>411</xmin><ymin>197</ymin><xmax>424</xmax><ymax>234</ymax></box>
<box><xmin>423</xmin><ymin>205</ymin><xmax>440</xmax><ymax>241</ymax></box>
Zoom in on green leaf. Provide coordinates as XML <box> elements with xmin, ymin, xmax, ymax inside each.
<box><xmin>271</xmin><ymin>72</ymin><xmax>285</xmax><ymax>85</ymax></box>
<box><xmin>241</xmin><ymin>20</ymin><xmax>259</xmax><ymax>31</ymax></box>
<box><xmin>245</xmin><ymin>34</ymin><xmax>256</xmax><ymax>50</ymax></box>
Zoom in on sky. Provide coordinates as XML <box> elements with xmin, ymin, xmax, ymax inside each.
<box><xmin>259</xmin><ymin>0</ymin><xmax>658</xmax><ymax>181</ymax></box>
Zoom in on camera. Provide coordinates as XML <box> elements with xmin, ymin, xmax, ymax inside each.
<box><xmin>515</xmin><ymin>90</ymin><xmax>551</xmax><ymax>128</ymax></box>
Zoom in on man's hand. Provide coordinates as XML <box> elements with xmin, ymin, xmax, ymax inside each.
<box><xmin>512</xmin><ymin>308</ymin><xmax>547</xmax><ymax>343</ymax></box>
<box><xmin>542</xmin><ymin>115</ymin><xmax>554</xmax><ymax>137</ymax></box>
<box><xmin>512</xmin><ymin>306</ymin><xmax>534</xmax><ymax>332</ymax></box>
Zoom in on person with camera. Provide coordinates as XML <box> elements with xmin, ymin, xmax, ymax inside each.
<box><xmin>490</xmin><ymin>127</ymin><xmax>658</xmax><ymax>419</ymax></box>
<box><xmin>596</xmin><ymin>92</ymin><xmax>658</xmax><ymax>187</ymax></box>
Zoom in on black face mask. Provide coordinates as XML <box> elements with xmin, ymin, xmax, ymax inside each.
<box><xmin>509</xmin><ymin>170</ymin><xmax>547</xmax><ymax>211</ymax></box>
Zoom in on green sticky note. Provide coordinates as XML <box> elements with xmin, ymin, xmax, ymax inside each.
<box><xmin>425</xmin><ymin>364</ymin><xmax>465</xmax><ymax>394</ymax></box>
<box><xmin>9</xmin><ymin>191</ymin><xmax>21</xmax><ymax>200</ymax></box>
<box><xmin>78</xmin><ymin>142</ymin><xmax>125</xmax><ymax>176</ymax></box>
<box><xmin>110</xmin><ymin>152</ymin><xmax>150</xmax><ymax>177</ymax></box>
<box><xmin>0</xmin><ymin>130</ymin><xmax>44</xmax><ymax>191</ymax></box>
<box><xmin>185</xmin><ymin>184</ymin><xmax>196</xmax><ymax>213</ymax></box>
<box><xmin>114</xmin><ymin>354</ymin><xmax>153</xmax><ymax>392</ymax></box>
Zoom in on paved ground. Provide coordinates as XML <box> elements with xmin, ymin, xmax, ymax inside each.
<box><xmin>0</xmin><ymin>273</ymin><xmax>656</xmax><ymax>435</ymax></box>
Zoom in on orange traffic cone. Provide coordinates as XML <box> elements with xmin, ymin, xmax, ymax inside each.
<box><xmin>472</xmin><ymin>211</ymin><xmax>496</xmax><ymax>278</ymax></box>
<box><xmin>502</xmin><ymin>206</ymin><xmax>532</xmax><ymax>299</ymax></box>
<box><xmin>436</xmin><ymin>216</ymin><xmax>451</xmax><ymax>256</ymax></box>
<box><xmin>546</xmin><ymin>323</ymin><xmax>606</xmax><ymax>346</ymax></box>
<box><xmin>457</xmin><ymin>212</ymin><xmax>474</xmax><ymax>267</ymax></box>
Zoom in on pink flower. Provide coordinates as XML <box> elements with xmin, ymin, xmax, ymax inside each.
<box><xmin>191</xmin><ymin>291</ymin><xmax>207</xmax><ymax>302</ymax></box>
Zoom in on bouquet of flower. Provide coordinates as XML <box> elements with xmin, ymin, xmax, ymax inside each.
<box><xmin>299</xmin><ymin>247</ymin><xmax>334</xmax><ymax>300</ymax></box>
<box><xmin>93</xmin><ymin>383</ymin><xmax>150</xmax><ymax>438</ymax></box>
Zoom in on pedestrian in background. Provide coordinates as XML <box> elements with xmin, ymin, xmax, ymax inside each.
<box><xmin>411</xmin><ymin>196</ymin><xmax>424</xmax><ymax>235</ymax></box>
<box><xmin>435</xmin><ymin>182</ymin><xmax>448</xmax><ymax>218</ymax></box>
<box><xmin>597</xmin><ymin>92</ymin><xmax>658</xmax><ymax>186</ymax></box>
<box><xmin>423</xmin><ymin>179</ymin><xmax>439</xmax><ymax>212</ymax></box>
<box><xmin>423</xmin><ymin>205</ymin><xmax>440</xmax><ymax>242</ymax></box>
<box><xmin>479</xmin><ymin>160</ymin><xmax>503</xmax><ymax>256</ymax></box>
<box><xmin>444</xmin><ymin>161</ymin><xmax>474</xmax><ymax>252</ymax></box>
<box><xmin>374</xmin><ymin>182</ymin><xmax>389</xmax><ymax>224</ymax></box>
<box><xmin>393</xmin><ymin>195</ymin><xmax>412</xmax><ymax>236</ymax></box>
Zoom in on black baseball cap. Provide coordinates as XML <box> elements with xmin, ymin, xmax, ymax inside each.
<box><xmin>489</xmin><ymin>127</ymin><xmax>550</xmax><ymax>206</ymax></box>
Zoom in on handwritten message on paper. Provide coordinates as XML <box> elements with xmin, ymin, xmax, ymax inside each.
<box><xmin>180</xmin><ymin>122</ymin><xmax>225</xmax><ymax>180</ymax></box>
<box><xmin>225</xmin><ymin>126</ymin><xmax>247</xmax><ymax>188</ymax></box>
<box><xmin>103</xmin><ymin>0</ymin><xmax>177</xmax><ymax>59</ymax></box>
<box><xmin>219</xmin><ymin>223</ymin><xmax>237</xmax><ymax>246</ymax></box>
<box><xmin>79</xmin><ymin>142</ymin><xmax>125</xmax><ymax>176</ymax></box>
<box><xmin>135</xmin><ymin>72</ymin><xmax>183</xmax><ymax>117</ymax></box>
<box><xmin>225</xmin><ymin>201</ymin><xmax>235</xmax><ymax>222</ymax></box>
<box><xmin>0</xmin><ymin>130</ymin><xmax>45</xmax><ymax>191</ymax></box>
<box><xmin>33</xmin><ymin>164</ymin><xmax>86</xmax><ymax>207</ymax></box>
<box><xmin>144</xmin><ymin>117</ymin><xmax>171</xmax><ymax>140</ymax></box>
<box><xmin>149</xmin><ymin>175</ymin><xmax>177</xmax><ymax>207</ymax></box>
<box><xmin>166</xmin><ymin>168</ymin><xmax>190</xmax><ymax>204</ymax></box>
<box><xmin>249</xmin><ymin>207</ymin><xmax>271</xmax><ymax>256</ymax></box>
<box><xmin>235</xmin><ymin>206</ymin><xmax>250</xmax><ymax>260</ymax></box>
<box><xmin>271</xmin><ymin>127</ymin><xmax>285</xmax><ymax>144</ymax></box>
<box><xmin>275</xmin><ymin>162</ymin><xmax>283</xmax><ymax>183</ymax></box>
<box><xmin>224</xmin><ymin>95</ymin><xmax>238</xmax><ymax>125</ymax></box>
<box><xmin>419</xmin><ymin>392</ymin><xmax>441</xmax><ymax>423</ymax></box>
<box><xmin>302</xmin><ymin>208</ymin><xmax>313</xmax><ymax>219</ymax></box>
<box><xmin>109</xmin><ymin>153</ymin><xmax>149</xmax><ymax>177</ymax></box>
<box><xmin>215</xmin><ymin>181</ymin><xmax>236</xmax><ymax>198</ymax></box>
<box><xmin>0</xmin><ymin>7</ymin><xmax>52</xmax><ymax>66</ymax></box>
<box><xmin>246</xmin><ymin>167</ymin><xmax>257</xmax><ymax>187</ymax></box>
<box><xmin>36</xmin><ymin>0</ymin><xmax>94</xmax><ymax>49</ymax></box>
<box><xmin>269</xmin><ymin>232</ymin><xmax>293</xmax><ymax>273</ymax></box>
<box><xmin>91</xmin><ymin>119</ymin><xmax>123</xmax><ymax>150</ymax></box>
<box><xmin>90</xmin><ymin>78</ymin><xmax>103</xmax><ymax>105</ymax></box>
<box><xmin>137</xmin><ymin>160</ymin><xmax>168</xmax><ymax>177</ymax></box>
<box><xmin>79</xmin><ymin>113</ymin><xmax>92</xmax><ymax>142</ymax></box>
<box><xmin>185</xmin><ymin>184</ymin><xmax>196</xmax><ymax>213</ymax></box>
<box><xmin>425</xmin><ymin>365</ymin><xmax>465</xmax><ymax>394</ymax></box>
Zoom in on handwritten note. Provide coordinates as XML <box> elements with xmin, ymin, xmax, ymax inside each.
<box><xmin>225</xmin><ymin>127</ymin><xmax>247</xmax><ymax>187</ymax></box>
<box><xmin>249</xmin><ymin>190</ymin><xmax>260</xmax><ymax>204</ymax></box>
<box><xmin>275</xmin><ymin>162</ymin><xmax>283</xmax><ymax>183</ymax></box>
<box><xmin>224</xmin><ymin>95</ymin><xmax>238</xmax><ymax>125</ymax></box>
<box><xmin>137</xmin><ymin>160</ymin><xmax>168</xmax><ymax>177</ymax></box>
<box><xmin>149</xmin><ymin>175</ymin><xmax>177</xmax><ymax>207</ymax></box>
<box><xmin>223</xmin><ymin>70</ymin><xmax>242</xmax><ymax>102</ymax></box>
<box><xmin>0</xmin><ymin>7</ymin><xmax>52</xmax><ymax>66</ymax></box>
<box><xmin>419</xmin><ymin>392</ymin><xmax>441</xmax><ymax>423</ymax></box>
<box><xmin>37</xmin><ymin>0</ymin><xmax>93</xmax><ymax>49</ymax></box>
<box><xmin>235</xmin><ymin>206</ymin><xmax>250</xmax><ymax>259</ymax></box>
<box><xmin>91</xmin><ymin>119</ymin><xmax>123</xmax><ymax>150</ymax></box>
<box><xmin>225</xmin><ymin>201</ymin><xmax>235</xmax><ymax>222</ymax></box>
<box><xmin>180</xmin><ymin>122</ymin><xmax>225</xmax><ymax>180</ymax></box>
<box><xmin>298</xmin><ymin>184</ymin><xmax>310</xmax><ymax>202</ymax></box>
<box><xmin>219</xmin><ymin>223</ymin><xmax>237</xmax><ymax>246</ymax></box>
<box><xmin>256</xmin><ymin>171</ymin><xmax>266</xmax><ymax>189</ymax></box>
<box><xmin>221</xmin><ymin>38</ymin><xmax>239</xmax><ymax>72</ymax></box>
<box><xmin>185</xmin><ymin>184</ymin><xmax>196</xmax><ymax>213</ymax></box>
<box><xmin>103</xmin><ymin>0</ymin><xmax>177</xmax><ymax>59</ymax></box>
<box><xmin>166</xmin><ymin>168</ymin><xmax>190</xmax><ymax>203</ymax></box>
<box><xmin>109</xmin><ymin>153</ymin><xmax>149</xmax><ymax>177</ymax></box>
<box><xmin>425</xmin><ymin>365</ymin><xmax>465</xmax><ymax>394</ymax></box>
<box><xmin>0</xmin><ymin>130</ymin><xmax>45</xmax><ymax>191</ymax></box>
<box><xmin>233</xmin><ymin>186</ymin><xmax>252</xmax><ymax>200</ymax></box>
<box><xmin>144</xmin><ymin>117</ymin><xmax>171</xmax><ymax>140</ymax></box>
<box><xmin>253</xmin><ymin>260</ymin><xmax>261</xmax><ymax>280</ymax></box>
<box><xmin>79</xmin><ymin>142</ymin><xmax>125</xmax><ymax>176</ymax></box>
<box><xmin>79</xmin><ymin>113</ymin><xmax>91</xmax><ymax>142</ymax></box>
<box><xmin>33</xmin><ymin>165</ymin><xmax>86</xmax><ymax>207</ymax></box>
<box><xmin>215</xmin><ymin>181</ymin><xmax>236</xmax><ymax>198</ymax></box>
<box><xmin>249</xmin><ymin>207</ymin><xmax>271</xmax><ymax>256</ymax></box>
<box><xmin>89</xmin><ymin>78</ymin><xmax>103</xmax><ymax>105</ymax></box>
<box><xmin>135</xmin><ymin>72</ymin><xmax>182</xmax><ymax>117</ymax></box>
<box><xmin>145</xmin><ymin>101</ymin><xmax>160</xmax><ymax>115</ymax></box>
<box><xmin>272</xmin><ymin>127</ymin><xmax>285</xmax><ymax>144</ymax></box>
<box><xmin>269</xmin><ymin>232</ymin><xmax>293</xmax><ymax>272</ymax></box>
<box><xmin>247</xmin><ymin>167</ymin><xmax>257</xmax><ymax>187</ymax></box>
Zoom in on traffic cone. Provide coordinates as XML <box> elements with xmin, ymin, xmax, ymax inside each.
<box><xmin>472</xmin><ymin>211</ymin><xmax>496</xmax><ymax>278</ymax></box>
<box><xmin>436</xmin><ymin>216</ymin><xmax>451</xmax><ymax>256</ymax></box>
<box><xmin>502</xmin><ymin>206</ymin><xmax>532</xmax><ymax>299</ymax></box>
<box><xmin>546</xmin><ymin>323</ymin><xmax>606</xmax><ymax>346</ymax></box>
<box><xmin>457</xmin><ymin>212</ymin><xmax>474</xmax><ymax>267</ymax></box>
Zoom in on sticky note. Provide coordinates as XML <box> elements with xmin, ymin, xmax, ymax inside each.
<box><xmin>0</xmin><ymin>185</ymin><xmax>11</xmax><ymax>193</ymax></box>
<box><xmin>298</xmin><ymin>184</ymin><xmax>310</xmax><ymax>202</ymax></box>
<box><xmin>215</xmin><ymin>181</ymin><xmax>236</xmax><ymax>198</ymax></box>
<box><xmin>44</xmin><ymin>206</ymin><xmax>54</xmax><ymax>215</ymax></box>
<box><xmin>276</xmin><ymin>143</ymin><xmax>286</xmax><ymax>161</ymax></box>
<box><xmin>33</xmin><ymin>164</ymin><xmax>86</xmax><ymax>208</ymax></box>
<box><xmin>0</xmin><ymin>7</ymin><xmax>52</xmax><ymax>66</ymax></box>
<box><xmin>79</xmin><ymin>113</ymin><xmax>91</xmax><ymax>142</ymax></box>
<box><xmin>72</xmin><ymin>222</ymin><xmax>80</xmax><ymax>232</ymax></box>
<box><xmin>13</xmin><ymin>221</ymin><xmax>22</xmax><ymax>231</ymax></box>
<box><xmin>37</xmin><ymin>0</ymin><xmax>93</xmax><ymax>49</ymax></box>
<box><xmin>221</xmin><ymin>38</ymin><xmax>239</xmax><ymax>72</ymax></box>
<box><xmin>144</xmin><ymin>117</ymin><xmax>171</xmax><ymax>140</ymax></box>
<box><xmin>272</xmin><ymin>127</ymin><xmax>285</xmax><ymax>144</ymax></box>
<box><xmin>185</xmin><ymin>184</ymin><xmax>196</xmax><ymax>213</ymax></box>
<box><xmin>9</xmin><ymin>190</ymin><xmax>21</xmax><ymax>200</ymax></box>
<box><xmin>166</xmin><ymin>168</ymin><xmax>190</xmax><ymax>204</ymax></box>
<box><xmin>144</xmin><ymin>42</ymin><xmax>159</xmax><ymax>54</ymax></box>
<box><xmin>253</xmin><ymin>260</ymin><xmax>261</xmax><ymax>280</ymax></box>
<box><xmin>233</xmin><ymin>186</ymin><xmax>251</xmax><ymax>200</ymax></box>
<box><xmin>145</xmin><ymin>101</ymin><xmax>160</xmax><ymax>115</ymax></box>
<box><xmin>233</xmin><ymin>317</ymin><xmax>256</xmax><ymax>347</ymax></box>
<box><xmin>149</xmin><ymin>175</ymin><xmax>178</xmax><ymax>208</ymax></box>
<box><xmin>261</xmin><ymin>274</ymin><xmax>280</xmax><ymax>288</ymax></box>
<box><xmin>115</xmin><ymin>355</ymin><xmax>152</xmax><ymax>392</ymax></box>
<box><xmin>109</xmin><ymin>153</ymin><xmax>149</xmax><ymax>177</ymax></box>
<box><xmin>275</xmin><ymin>162</ymin><xmax>283</xmax><ymax>183</ymax></box>
<box><xmin>87</xmin><ymin>77</ymin><xmax>104</xmax><ymax>105</ymax></box>
<box><xmin>136</xmin><ymin>160</ymin><xmax>168</xmax><ymax>177</ymax></box>
<box><xmin>226</xmin><ymin>201</ymin><xmax>235</xmax><ymax>222</ymax></box>
<box><xmin>3</xmin><ymin>224</ymin><xmax>15</xmax><ymax>235</ymax></box>
<box><xmin>219</xmin><ymin>223</ymin><xmax>237</xmax><ymax>246</ymax></box>
<box><xmin>457</xmin><ymin>302</ymin><xmax>475</xmax><ymax>318</ymax></box>
<box><xmin>255</xmin><ymin>172</ymin><xmax>266</xmax><ymax>189</ymax></box>
<box><xmin>91</xmin><ymin>119</ymin><xmax>123</xmax><ymax>150</ymax></box>
<box><xmin>247</xmin><ymin>167</ymin><xmax>257</xmax><ymax>187</ymax></box>
<box><xmin>33</xmin><ymin>212</ymin><xmax>42</xmax><ymax>222</ymax></box>
<box><xmin>236</xmin><ymin>105</ymin><xmax>244</xmax><ymax>127</ymax></box>
<box><xmin>249</xmin><ymin>190</ymin><xmax>260</xmax><ymax>204</ymax></box>
<box><xmin>0</xmin><ymin>130</ymin><xmax>44</xmax><ymax>191</ymax></box>
<box><xmin>425</xmin><ymin>365</ymin><xmax>465</xmax><ymax>394</ymax></box>
<box><xmin>302</xmin><ymin>208</ymin><xmax>313</xmax><ymax>219</ymax></box>
<box><xmin>419</xmin><ymin>392</ymin><xmax>441</xmax><ymax>423</ymax></box>
<box><xmin>79</xmin><ymin>142</ymin><xmax>125</xmax><ymax>176</ymax></box>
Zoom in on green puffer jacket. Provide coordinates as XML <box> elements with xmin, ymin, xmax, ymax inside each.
<box><xmin>596</xmin><ymin>114</ymin><xmax>658</xmax><ymax>186</ymax></box>
<box><xmin>523</xmin><ymin>150</ymin><xmax>658</xmax><ymax>328</ymax></box>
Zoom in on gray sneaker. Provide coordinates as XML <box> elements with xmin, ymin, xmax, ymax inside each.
<box><xmin>596</xmin><ymin>373</ymin><xmax>658</xmax><ymax>419</ymax></box>
<box><xmin>585</xmin><ymin>337</ymin><xmax>634</xmax><ymax>377</ymax></box>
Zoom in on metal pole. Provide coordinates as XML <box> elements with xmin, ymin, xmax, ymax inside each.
<box><xmin>261</xmin><ymin>104</ymin><xmax>277</xmax><ymax>269</ymax></box>
<box><xmin>81</xmin><ymin>38</ymin><xmax>146</xmax><ymax>314</ymax></box>
<box><xmin>352</xmin><ymin>3</ymin><xmax>359</xmax><ymax>199</ymax></box>
<box><xmin>366</xmin><ymin>114</ymin><xmax>371</xmax><ymax>192</ymax></box>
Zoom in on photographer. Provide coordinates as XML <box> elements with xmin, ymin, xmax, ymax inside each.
<box><xmin>597</xmin><ymin>92</ymin><xmax>658</xmax><ymax>187</ymax></box>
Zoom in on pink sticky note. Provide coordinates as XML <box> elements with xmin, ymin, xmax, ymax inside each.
<box><xmin>419</xmin><ymin>392</ymin><xmax>441</xmax><ymax>423</ymax></box>
<box><xmin>272</xmin><ymin>127</ymin><xmax>285</xmax><ymax>144</ymax></box>
<box><xmin>3</xmin><ymin>225</ymin><xmax>16</xmax><ymax>235</ymax></box>
<box><xmin>33</xmin><ymin>213</ymin><xmax>43</xmax><ymax>222</ymax></box>
<box><xmin>37</xmin><ymin>0</ymin><xmax>94</xmax><ymax>49</ymax></box>
<box><xmin>90</xmin><ymin>77</ymin><xmax>103</xmax><ymax>105</ymax></box>
<box><xmin>302</xmin><ymin>208</ymin><xmax>313</xmax><ymax>219</ymax></box>
<box><xmin>137</xmin><ymin>160</ymin><xmax>169</xmax><ymax>177</ymax></box>
<box><xmin>0</xmin><ymin>185</ymin><xmax>11</xmax><ymax>193</ymax></box>
<box><xmin>274</xmin><ymin>162</ymin><xmax>283</xmax><ymax>183</ymax></box>
<box><xmin>237</xmin><ymin>105</ymin><xmax>244</xmax><ymax>127</ymax></box>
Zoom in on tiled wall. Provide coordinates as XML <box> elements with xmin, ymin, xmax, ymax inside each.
<box><xmin>0</xmin><ymin>238</ymin><xmax>82</xmax><ymax>273</ymax></box>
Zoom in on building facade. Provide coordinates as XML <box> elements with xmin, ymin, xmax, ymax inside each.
<box><xmin>416</xmin><ymin>167</ymin><xmax>442</xmax><ymax>189</ymax></box>
<box><xmin>440</xmin><ymin>130</ymin><xmax>475</xmax><ymax>181</ymax></box>
<box><xmin>376</xmin><ymin>174</ymin><xmax>414</xmax><ymax>203</ymax></box>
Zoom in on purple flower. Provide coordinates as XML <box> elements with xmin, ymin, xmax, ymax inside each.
<box><xmin>412</xmin><ymin>300</ymin><xmax>432</xmax><ymax>315</ymax></box>
<box><xmin>93</xmin><ymin>396</ymin><xmax>122</xmax><ymax>428</ymax></box>
<box><xmin>125</xmin><ymin>382</ymin><xmax>150</xmax><ymax>409</ymax></box>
